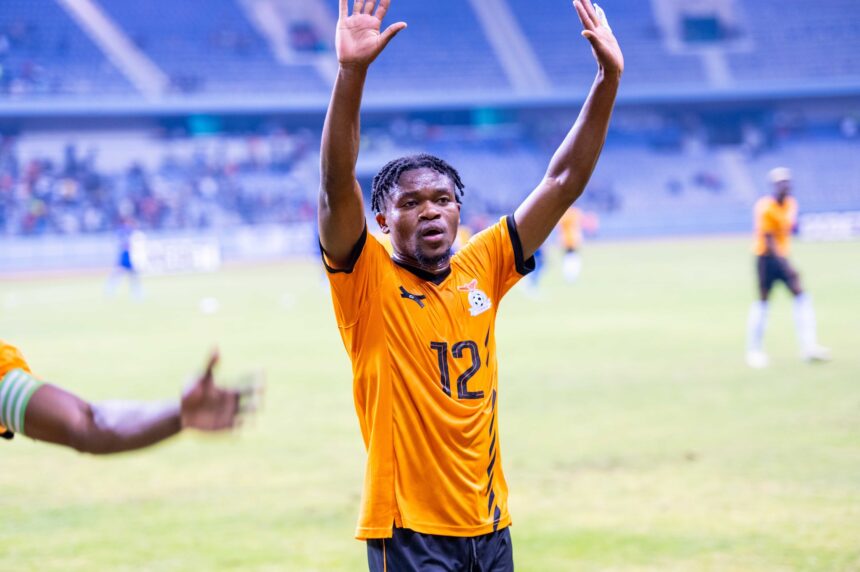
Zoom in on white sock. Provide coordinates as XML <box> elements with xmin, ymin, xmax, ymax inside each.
<box><xmin>747</xmin><ymin>301</ymin><xmax>768</xmax><ymax>353</ymax></box>
<box><xmin>105</xmin><ymin>271</ymin><xmax>121</xmax><ymax>296</ymax></box>
<box><xmin>130</xmin><ymin>275</ymin><xmax>144</xmax><ymax>300</ymax></box>
<box><xmin>562</xmin><ymin>252</ymin><xmax>582</xmax><ymax>283</ymax></box>
<box><xmin>793</xmin><ymin>293</ymin><xmax>818</xmax><ymax>352</ymax></box>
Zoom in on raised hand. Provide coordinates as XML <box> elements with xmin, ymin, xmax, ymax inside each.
<box><xmin>181</xmin><ymin>350</ymin><xmax>264</xmax><ymax>431</ymax></box>
<box><xmin>336</xmin><ymin>0</ymin><xmax>407</xmax><ymax>69</ymax></box>
<box><xmin>574</xmin><ymin>0</ymin><xmax>624</xmax><ymax>77</ymax></box>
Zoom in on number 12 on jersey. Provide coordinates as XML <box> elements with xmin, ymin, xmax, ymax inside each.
<box><xmin>429</xmin><ymin>341</ymin><xmax>484</xmax><ymax>400</ymax></box>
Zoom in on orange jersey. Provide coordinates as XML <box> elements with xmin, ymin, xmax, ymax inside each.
<box><xmin>559</xmin><ymin>207</ymin><xmax>583</xmax><ymax>250</ymax></box>
<box><xmin>373</xmin><ymin>231</ymin><xmax>395</xmax><ymax>255</ymax></box>
<box><xmin>753</xmin><ymin>196</ymin><xmax>798</xmax><ymax>256</ymax></box>
<box><xmin>323</xmin><ymin>216</ymin><xmax>533</xmax><ymax>539</ymax></box>
<box><xmin>0</xmin><ymin>341</ymin><xmax>34</xmax><ymax>435</ymax></box>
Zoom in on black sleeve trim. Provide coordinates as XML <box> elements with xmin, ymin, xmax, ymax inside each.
<box><xmin>506</xmin><ymin>214</ymin><xmax>536</xmax><ymax>276</ymax></box>
<box><xmin>1</xmin><ymin>430</ymin><xmax>13</xmax><ymax>440</ymax></box>
<box><xmin>320</xmin><ymin>226</ymin><xmax>368</xmax><ymax>275</ymax></box>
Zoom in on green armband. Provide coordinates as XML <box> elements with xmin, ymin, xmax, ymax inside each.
<box><xmin>0</xmin><ymin>369</ymin><xmax>43</xmax><ymax>436</ymax></box>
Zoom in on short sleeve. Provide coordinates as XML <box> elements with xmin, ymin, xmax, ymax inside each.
<box><xmin>0</xmin><ymin>342</ymin><xmax>35</xmax><ymax>439</ymax></box>
<box><xmin>321</xmin><ymin>227</ymin><xmax>390</xmax><ymax>327</ymax></box>
<box><xmin>756</xmin><ymin>202</ymin><xmax>778</xmax><ymax>234</ymax></box>
<box><xmin>454</xmin><ymin>215</ymin><xmax>535</xmax><ymax>301</ymax></box>
<box><xmin>0</xmin><ymin>342</ymin><xmax>32</xmax><ymax>378</ymax></box>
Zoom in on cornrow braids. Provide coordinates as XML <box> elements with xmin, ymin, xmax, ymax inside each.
<box><xmin>371</xmin><ymin>153</ymin><xmax>465</xmax><ymax>214</ymax></box>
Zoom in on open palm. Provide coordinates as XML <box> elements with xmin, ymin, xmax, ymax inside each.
<box><xmin>574</xmin><ymin>0</ymin><xmax>624</xmax><ymax>77</ymax></box>
<box><xmin>337</xmin><ymin>0</ymin><xmax>407</xmax><ymax>68</ymax></box>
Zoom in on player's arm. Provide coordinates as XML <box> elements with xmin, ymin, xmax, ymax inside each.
<box><xmin>514</xmin><ymin>0</ymin><xmax>623</xmax><ymax>259</ymax></box>
<box><xmin>19</xmin><ymin>352</ymin><xmax>257</xmax><ymax>455</ymax></box>
<box><xmin>319</xmin><ymin>0</ymin><xmax>406</xmax><ymax>267</ymax></box>
<box><xmin>758</xmin><ymin>208</ymin><xmax>779</xmax><ymax>256</ymax></box>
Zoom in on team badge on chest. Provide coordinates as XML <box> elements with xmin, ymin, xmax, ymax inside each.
<box><xmin>458</xmin><ymin>279</ymin><xmax>492</xmax><ymax>317</ymax></box>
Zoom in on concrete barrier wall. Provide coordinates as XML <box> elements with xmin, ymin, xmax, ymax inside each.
<box><xmin>0</xmin><ymin>223</ymin><xmax>316</xmax><ymax>273</ymax></box>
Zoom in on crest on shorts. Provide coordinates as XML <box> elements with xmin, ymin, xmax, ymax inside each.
<box><xmin>458</xmin><ymin>279</ymin><xmax>492</xmax><ymax>317</ymax></box>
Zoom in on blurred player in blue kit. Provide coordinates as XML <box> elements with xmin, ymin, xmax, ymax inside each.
<box><xmin>105</xmin><ymin>217</ymin><xmax>143</xmax><ymax>299</ymax></box>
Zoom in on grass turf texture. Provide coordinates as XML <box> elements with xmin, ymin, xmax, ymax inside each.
<box><xmin>1</xmin><ymin>237</ymin><xmax>858</xmax><ymax>571</ymax></box>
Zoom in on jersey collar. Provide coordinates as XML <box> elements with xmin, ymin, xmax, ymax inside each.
<box><xmin>392</xmin><ymin>258</ymin><xmax>451</xmax><ymax>285</ymax></box>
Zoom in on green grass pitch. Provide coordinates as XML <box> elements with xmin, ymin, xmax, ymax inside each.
<box><xmin>1</xmin><ymin>236</ymin><xmax>858</xmax><ymax>571</ymax></box>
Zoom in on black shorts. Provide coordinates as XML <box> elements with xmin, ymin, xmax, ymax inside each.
<box><xmin>756</xmin><ymin>255</ymin><xmax>795</xmax><ymax>294</ymax></box>
<box><xmin>367</xmin><ymin>527</ymin><xmax>513</xmax><ymax>572</ymax></box>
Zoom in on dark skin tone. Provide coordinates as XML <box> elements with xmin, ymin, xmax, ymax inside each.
<box><xmin>374</xmin><ymin>169</ymin><xmax>460</xmax><ymax>272</ymax></box>
<box><xmin>319</xmin><ymin>0</ymin><xmax>622</xmax><ymax>273</ymax></box>
<box><xmin>22</xmin><ymin>351</ymin><xmax>257</xmax><ymax>455</ymax></box>
<box><xmin>760</xmin><ymin>179</ymin><xmax>803</xmax><ymax>301</ymax></box>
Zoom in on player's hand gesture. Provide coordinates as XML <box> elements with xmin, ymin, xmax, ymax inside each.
<box><xmin>336</xmin><ymin>0</ymin><xmax>407</xmax><ymax>69</ymax></box>
<box><xmin>574</xmin><ymin>0</ymin><xmax>624</xmax><ymax>78</ymax></box>
<box><xmin>181</xmin><ymin>350</ymin><xmax>263</xmax><ymax>431</ymax></box>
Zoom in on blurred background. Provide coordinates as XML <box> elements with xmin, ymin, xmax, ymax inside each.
<box><xmin>1</xmin><ymin>0</ymin><xmax>858</xmax><ymax>570</ymax></box>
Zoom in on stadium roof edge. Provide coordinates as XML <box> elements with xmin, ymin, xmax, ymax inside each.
<box><xmin>1</xmin><ymin>82</ymin><xmax>859</xmax><ymax>118</ymax></box>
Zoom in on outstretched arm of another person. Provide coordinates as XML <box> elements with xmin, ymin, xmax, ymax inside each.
<box><xmin>14</xmin><ymin>352</ymin><xmax>260</xmax><ymax>455</ymax></box>
<box><xmin>515</xmin><ymin>0</ymin><xmax>623</xmax><ymax>259</ymax></box>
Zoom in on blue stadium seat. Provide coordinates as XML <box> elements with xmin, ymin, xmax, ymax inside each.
<box><xmin>0</xmin><ymin>0</ymin><xmax>133</xmax><ymax>97</ymax></box>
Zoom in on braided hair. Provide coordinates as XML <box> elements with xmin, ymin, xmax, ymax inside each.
<box><xmin>371</xmin><ymin>153</ymin><xmax>465</xmax><ymax>214</ymax></box>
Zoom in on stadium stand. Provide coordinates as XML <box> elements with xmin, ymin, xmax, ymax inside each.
<box><xmin>0</xmin><ymin>0</ymin><xmax>858</xmax><ymax>246</ymax></box>
<box><xmin>319</xmin><ymin>0</ymin><xmax>510</xmax><ymax>95</ymax></box>
<box><xmin>3</xmin><ymin>117</ymin><xmax>858</xmax><ymax>239</ymax></box>
<box><xmin>0</xmin><ymin>132</ymin><xmax>318</xmax><ymax>236</ymax></box>
<box><xmin>727</xmin><ymin>0</ymin><xmax>860</xmax><ymax>86</ymax></box>
<box><xmin>745</xmin><ymin>136</ymin><xmax>860</xmax><ymax>212</ymax></box>
<box><xmin>0</xmin><ymin>0</ymin><xmax>133</xmax><ymax>97</ymax></box>
<box><xmin>2</xmin><ymin>0</ymin><xmax>860</xmax><ymax>99</ymax></box>
<box><xmin>508</xmin><ymin>0</ymin><xmax>706</xmax><ymax>91</ymax></box>
<box><xmin>99</xmin><ymin>0</ymin><xmax>327</xmax><ymax>95</ymax></box>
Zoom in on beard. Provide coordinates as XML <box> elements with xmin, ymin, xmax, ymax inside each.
<box><xmin>415</xmin><ymin>245</ymin><xmax>453</xmax><ymax>269</ymax></box>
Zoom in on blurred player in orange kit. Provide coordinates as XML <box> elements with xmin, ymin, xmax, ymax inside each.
<box><xmin>746</xmin><ymin>167</ymin><xmax>831</xmax><ymax>368</ymax></box>
<box><xmin>0</xmin><ymin>340</ymin><xmax>260</xmax><ymax>453</ymax></box>
<box><xmin>559</xmin><ymin>206</ymin><xmax>584</xmax><ymax>282</ymax></box>
<box><xmin>453</xmin><ymin>222</ymin><xmax>473</xmax><ymax>253</ymax></box>
<box><xmin>317</xmin><ymin>0</ymin><xmax>622</xmax><ymax>568</ymax></box>
<box><xmin>558</xmin><ymin>206</ymin><xmax>598</xmax><ymax>282</ymax></box>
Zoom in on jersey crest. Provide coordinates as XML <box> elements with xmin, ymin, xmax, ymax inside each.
<box><xmin>458</xmin><ymin>279</ymin><xmax>492</xmax><ymax>317</ymax></box>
